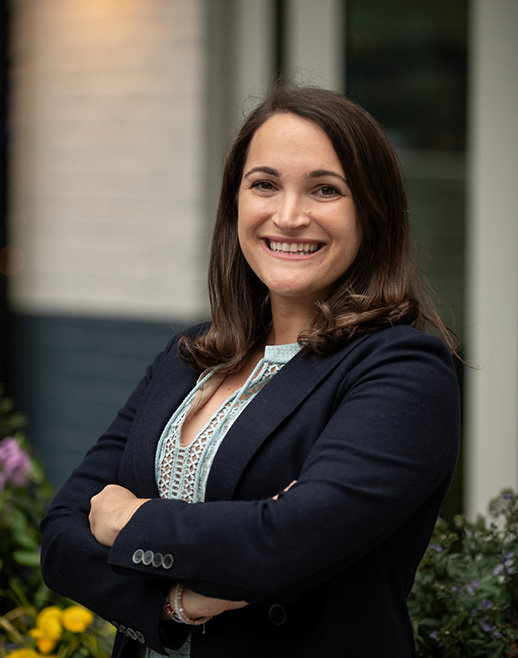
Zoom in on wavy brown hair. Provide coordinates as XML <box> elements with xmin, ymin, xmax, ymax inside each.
<box><xmin>180</xmin><ymin>85</ymin><xmax>457</xmax><ymax>372</ymax></box>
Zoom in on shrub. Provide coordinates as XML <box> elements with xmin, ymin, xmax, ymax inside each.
<box><xmin>409</xmin><ymin>489</ymin><xmax>518</xmax><ymax>657</ymax></box>
<box><xmin>0</xmin><ymin>389</ymin><xmax>114</xmax><ymax>658</ymax></box>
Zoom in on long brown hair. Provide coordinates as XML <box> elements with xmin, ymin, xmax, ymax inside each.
<box><xmin>180</xmin><ymin>85</ymin><xmax>457</xmax><ymax>372</ymax></box>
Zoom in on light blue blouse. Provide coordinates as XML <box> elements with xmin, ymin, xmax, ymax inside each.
<box><xmin>148</xmin><ymin>343</ymin><xmax>301</xmax><ymax>658</ymax></box>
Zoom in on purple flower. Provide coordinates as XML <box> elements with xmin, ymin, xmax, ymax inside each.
<box><xmin>493</xmin><ymin>563</ymin><xmax>504</xmax><ymax>576</ymax></box>
<box><xmin>430</xmin><ymin>544</ymin><xmax>444</xmax><ymax>552</ymax></box>
<box><xmin>0</xmin><ymin>437</ymin><xmax>31</xmax><ymax>492</ymax></box>
<box><xmin>478</xmin><ymin>617</ymin><xmax>496</xmax><ymax>633</ymax></box>
<box><xmin>480</xmin><ymin>599</ymin><xmax>493</xmax><ymax>610</ymax></box>
<box><xmin>466</xmin><ymin>579</ymin><xmax>481</xmax><ymax>595</ymax></box>
<box><xmin>429</xmin><ymin>631</ymin><xmax>438</xmax><ymax>641</ymax></box>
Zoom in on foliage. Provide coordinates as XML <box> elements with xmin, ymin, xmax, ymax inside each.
<box><xmin>409</xmin><ymin>489</ymin><xmax>518</xmax><ymax>657</ymax></box>
<box><xmin>0</xmin><ymin>388</ymin><xmax>26</xmax><ymax>441</ymax></box>
<box><xmin>1</xmin><ymin>603</ymin><xmax>115</xmax><ymax>658</ymax></box>
<box><xmin>0</xmin><ymin>388</ymin><xmax>114</xmax><ymax>658</ymax></box>
<box><xmin>0</xmin><ymin>387</ymin><xmax>54</xmax><ymax>616</ymax></box>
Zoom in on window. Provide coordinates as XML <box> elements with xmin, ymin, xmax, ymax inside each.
<box><xmin>345</xmin><ymin>0</ymin><xmax>468</xmax><ymax>339</ymax></box>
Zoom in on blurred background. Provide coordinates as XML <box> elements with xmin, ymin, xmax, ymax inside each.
<box><xmin>0</xmin><ymin>0</ymin><xmax>516</xmax><ymax>518</ymax></box>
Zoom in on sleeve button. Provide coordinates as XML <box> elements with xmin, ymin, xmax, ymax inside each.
<box><xmin>132</xmin><ymin>549</ymin><xmax>144</xmax><ymax>564</ymax></box>
<box><xmin>142</xmin><ymin>550</ymin><xmax>154</xmax><ymax>565</ymax></box>
<box><xmin>152</xmin><ymin>552</ymin><xmax>163</xmax><ymax>568</ymax></box>
<box><xmin>161</xmin><ymin>553</ymin><xmax>174</xmax><ymax>569</ymax></box>
<box><xmin>269</xmin><ymin>604</ymin><xmax>286</xmax><ymax>626</ymax></box>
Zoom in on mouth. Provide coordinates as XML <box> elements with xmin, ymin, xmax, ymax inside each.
<box><xmin>265</xmin><ymin>239</ymin><xmax>324</xmax><ymax>255</ymax></box>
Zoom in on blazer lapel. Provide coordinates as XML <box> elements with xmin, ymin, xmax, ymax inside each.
<box><xmin>205</xmin><ymin>336</ymin><xmax>368</xmax><ymax>502</ymax></box>
<box><xmin>129</xmin><ymin>355</ymin><xmax>199</xmax><ymax>496</ymax></box>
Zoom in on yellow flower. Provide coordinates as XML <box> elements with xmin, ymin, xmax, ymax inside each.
<box><xmin>61</xmin><ymin>606</ymin><xmax>94</xmax><ymax>633</ymax></box>
<box><xmin>7</xmin><ymin>650</ymin><xmax>40</xmax><ymax>658</ymax></box>
<box><xmin>28</xmin><ymin>605</ymin><xmax>63</xmax><ymax>654</ymax></box>
<box><xmin>28</xmin><ymin>630</ymin><xmax>57</xmax><ymax>655</ymax></box>
<box><xmin>36</xmin><ymin>607</ymin><xmax>63</xmax><ymax>637</ymax></box>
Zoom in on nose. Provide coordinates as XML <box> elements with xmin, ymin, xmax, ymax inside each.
<box><xmin>273</xmin><ymin>192</ymin><xmax>310</xmax><ymax>230</ymax></box>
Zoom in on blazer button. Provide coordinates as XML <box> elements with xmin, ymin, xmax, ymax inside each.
<box><xmin>136</xmin><ymin>631</ymin><xmax>145</xmax><ymax>644</ymax></box>
<box><xmin>132</xmin><ymin>549</ymin><xmax>144</xmax><ymax>564</ymax></box>
<box><xmin>161</xmin><ymin>553</ymin><xmax>174</xmax><ymax>570</ymax></box>
<box><xmin>269</xmin><ymin>604</ymin><xmax>286</xmax><ymax>626</ymax></box>
<box><xmin>127</xmin><ymin>628</ymin><xmax>137</xmax><ymax>640</ymax></box>
<box><xmin>152</xmin><ymin>552</ymin><xmax>163</xmax><ymax>568</ymax></box>
<box><xmin>142</xmin><ymin>550</ymin><xmax>154</xmax><ymax>565</ymax></box>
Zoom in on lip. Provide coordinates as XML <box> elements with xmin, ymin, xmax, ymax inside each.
<box><xmin>260</xmin><ymin>237</ymin><xmax>326</xmax><ymax>260</ymax></box>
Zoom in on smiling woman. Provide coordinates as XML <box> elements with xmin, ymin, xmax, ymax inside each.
<box><xmin>180</xmin><ymin>85</ymin><xmax>456</xmax><ymax>371</ymax></box>
<box><xmin>40</xmin><ymin>85</ymin><xmax>460</xmax><ymax>658</ymax></box>
<box><xmin>237</xmin><ymin>113</ymin><xmax>362</xmax><ymax>329</ymax></box>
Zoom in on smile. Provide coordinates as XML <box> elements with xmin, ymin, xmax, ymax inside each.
<box><xmin>267</xmin><ymin>240</ymin><xmax>323</xmax><ymax>254</ymax></box>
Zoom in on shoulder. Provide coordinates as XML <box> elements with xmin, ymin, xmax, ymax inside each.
<box><xmin>343</xmin><ymin>324</ymin><xmax>454</xmax><ymax>362</ymax></box>
<box><xmin>159</xmin><ymin>322</ymin><xmax>212</xmax><ymax>355</ymax></box>
<box><xmin>141</xmin><ymin>322</ymin><xmax>212</xmax><ymax>380</ymax></box>
<box><xmin>181</xmin><ymin>321</ymin><xmax>212</xmax><ymax>338</ymax></box>
<box><xmin>330</xmin><ymin>325</ymin><xmax>459</xmax><ymax>396</ymax></box>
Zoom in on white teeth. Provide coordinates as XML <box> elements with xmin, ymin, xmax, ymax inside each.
<box><xmin>269</xmin><ymin>241</ymin><xmax>320</xmax><ymax>254</ymax></box>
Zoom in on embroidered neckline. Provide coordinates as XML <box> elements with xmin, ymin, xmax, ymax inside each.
<box><xmin>155</xmin><ymin>342</ymin><xmax>302</xmax><ymax>505</ymax></box>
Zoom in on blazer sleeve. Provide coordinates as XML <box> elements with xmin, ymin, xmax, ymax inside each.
<box><xmin>40</xmin><ymin>336</ymin><xmax>190</xmax><ymax>653</ymax></box>
<box><xmin>107</xmin><ymin>329</ymin><xmax>460</xmax><ymax>602</ymax></box>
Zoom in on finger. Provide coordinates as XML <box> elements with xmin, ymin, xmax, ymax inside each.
<box><xmin>226</xmin><ymin>600</ymin><xmax>249</xmax><ymax>611</ymax></box>
<box><xmin>272</xmin><ymin>479</ymin><xmax>298</xmax><ymax>500</ymax></box>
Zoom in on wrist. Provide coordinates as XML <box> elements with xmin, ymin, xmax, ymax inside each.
<box><xmin>162</xmin><ymin>585</ymin><xmax>213</xmax><ymax>626</ymax></box>
<box><xmin>122</xmin><ymin>498</ymin><xmax>149</xmax><ymax>530</ymax></box>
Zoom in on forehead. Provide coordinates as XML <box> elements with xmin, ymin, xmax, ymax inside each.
<box><xmin>245</xmin><ymin>113</ymin><xmax>341</xmax><ymax>168</ymax></box>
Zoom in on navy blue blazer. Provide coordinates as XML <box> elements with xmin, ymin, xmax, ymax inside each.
<box><xmin>40</xmin><ymin>324</ymin><xmax>460</xmax><ymax>658</ymax></box>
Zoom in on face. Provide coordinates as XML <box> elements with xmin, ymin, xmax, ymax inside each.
<box><xmin>237</xmin><ymin>112</ymin><xmax>362</xmax><ymax>309</ymax></box>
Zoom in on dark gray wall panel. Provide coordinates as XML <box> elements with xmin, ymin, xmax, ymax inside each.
<box><xmin>10</xmin><ymin>314</ymin><xmax>194</xmax><ymax>488</ymax></box>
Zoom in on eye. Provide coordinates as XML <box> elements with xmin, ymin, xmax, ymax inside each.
<box><xmin>316</xmin><ymin>185</ymin><xmax>341</xmax><ymax>198</ymax></box>
<box><xmin>251</xmin><ymin>180</ymin><xmax>277</xmax><ymax>192</ymax></box>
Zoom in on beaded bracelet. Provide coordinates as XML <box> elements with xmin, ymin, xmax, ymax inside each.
<box><xmin>163</xmin><ymin>594</ymin><xmax>183</xmax><ymax>623</ymax></box>
<box><xmin>163</xmin><ymin>584</ymin><xmax>213</xmax><ymax>626</ymax></box>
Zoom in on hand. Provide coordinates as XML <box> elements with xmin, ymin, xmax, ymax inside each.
<box><xmin>89</xmin><ymin>484</ymin><xmax>149</xmax><ymax>547</ymax></box>
<box><xmin>164</xmin><ymin>584</ymin><xmax>248</xmax><ymax>620</ymax></box>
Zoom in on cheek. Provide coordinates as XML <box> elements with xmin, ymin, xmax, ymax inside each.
<box><xmin>237</xmin><ymin>212</ymin><xmax>254</xmax><ymax>263</ymax></box>
<box><xmin>353</xmin><ymin>223</ymin><xmax>363</xmax><ymax>253</ymax></box>
<box><xmin>347</xmin><ymin>212</ymin><xmax>362</xmax><ymax>250</ymax></box>
<box><xmin>237</xmin><ymin>197</ymin><xmax>261</xmax><ymax>242</ymax></box>
<box><xmin>236</xmin><ymin>206</ymin><xmax>247</xmax><ymax>246</ymax></box>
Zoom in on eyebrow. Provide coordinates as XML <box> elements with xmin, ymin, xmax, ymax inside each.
<box><xmin>243</xmin><ymin>166</ymin><xmax>279</xmax><ymax>178</ymax></box>
<box><xmin>243</xmin><ymin>166</ymin><xmax>347</xmax><ymax>185</ymax></box>
<box><xmin>309</xmin><ymin>169</ymin><xmax>348</xmax><ymax>185</ymax></box>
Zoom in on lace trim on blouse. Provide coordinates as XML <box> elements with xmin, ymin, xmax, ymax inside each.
<box><xmin>148</xmin><ymin>343</ymin><xmax>301</xmax><ymax>658</ymax></box>
<box><xmin>155</xmin><ymin>342</ymin><xmax>301</xmax><ymax>504</ymax></box>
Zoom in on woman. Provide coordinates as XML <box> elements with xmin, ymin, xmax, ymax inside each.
<box><xmin>40</xmin><ymin>85</ymin><xmax>460</xmax><ymax>658</ymax></box>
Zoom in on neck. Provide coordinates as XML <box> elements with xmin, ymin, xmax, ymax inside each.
<box><xmin>268</xmin><ymin>296</ymin><xmax>316</xmax><ymax>345</ymax></box>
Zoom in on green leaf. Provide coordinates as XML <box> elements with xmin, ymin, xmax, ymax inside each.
<box><xmin>12</xmin><ymin>549</ymin><xmax>42</xmax><ymax>567</ymax></box>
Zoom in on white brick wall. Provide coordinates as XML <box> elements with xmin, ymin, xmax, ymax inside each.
<box><xmin>9</xmin><ymin>0</ymin><xmax>208</xmax><ymax>320</ymax></box>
